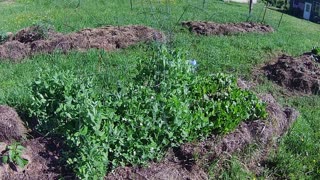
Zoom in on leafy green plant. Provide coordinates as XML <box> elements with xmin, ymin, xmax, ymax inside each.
<box><xmin>0</xmin><ymin>31</ymin><xmax>8</xmax><ymax>44</ymax></box>
<box><xmin>29</xmin><ymin>69</ymin><xmax>109</xmax><ymax>179</ymax></box>
<box><xmin>311</xmin><ymin>47</ymin><xmax>320</xmax><ymax>62</ymax></box>
<box><xmin>28</xmin><ymin>46</ymin><xmax>267</xmax><ymax>179</ymax></box>
<box><xmin>2</xmin><ymin>142</ymin><xmax>29</xmax><ymax>168</ymax></box>
<box><xmin>311</xmin><ymin>47</ymin><xmax>320</xmax><ymax>55</ymax></box>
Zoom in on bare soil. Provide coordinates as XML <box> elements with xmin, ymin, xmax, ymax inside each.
<box><xmin>182</xmin><ymin>21</ymin><xmax>274</xmax><ymax>36</ymax></box>
<box><xmin>0</xmin><ymin>25</ymin><xmax>165</xmax><ymax>61</ymax></box>
<box><xmin>262</xmin><ymin>54</ymin><xmax>320</xmax><ymax>95</ymax></box>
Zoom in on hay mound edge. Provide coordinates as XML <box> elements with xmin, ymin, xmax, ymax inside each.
<box><xmin>0</xmin><ymin>25</ymin><xmax>165</xmax><ymax>61</ymax></box>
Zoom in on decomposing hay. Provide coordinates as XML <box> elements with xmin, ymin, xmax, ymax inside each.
<box><xmin>0</xmin><ymin>25</ymin><xmax>165</xmax><ymax>61</ymax></box>
<box><xmin>182</xmin><ymin>21</ymin><xmax>274</xmax><ymax>36</ymax></box>
<box><xmin>0</xmin><ymin>105</ymin><xmax>27</xmax><ymax>142</ymax></box>
<box><xmin>263</xmin><ymin>54</ymin><xmax>320</xmax><ymax>95</ymax></box>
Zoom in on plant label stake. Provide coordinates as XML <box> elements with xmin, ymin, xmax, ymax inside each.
<box><xmin>249</xmin><ymin>0</ymin><xmax>253</xmax><ymax>17</ymax></box>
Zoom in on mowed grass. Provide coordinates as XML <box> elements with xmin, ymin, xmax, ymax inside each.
<box><xmin>0</xmin><ymin>0</ymin><xmax>320</xmax><ymax>178</ymax></box>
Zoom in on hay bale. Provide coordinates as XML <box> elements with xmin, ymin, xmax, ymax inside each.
<box><xmin>0</xmin><ymin>105</ymin><xmax>27</xmax><ymax>142</ymax></box>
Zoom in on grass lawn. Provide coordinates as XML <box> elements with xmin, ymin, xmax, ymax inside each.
<box><xmin>0</xmin><ymin>0</ymin><xmax>319</xmax><ymax>179</ymax></box>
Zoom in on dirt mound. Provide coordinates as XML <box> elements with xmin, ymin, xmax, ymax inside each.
<box><xmin>106</xmin><ymin>93</ymin><xmax>298</xmax><ymax>179</ymax></box>
<box><xmin>0</xmin><ymin>137</ymin><xmax>67</xmax><ymax>180</ymax></box>
<box><xmin>182</xmin><ymin>21</ymin><xmax>274</xmax><ymax>35</ymax></box>
<box><xmin>12</xmin><ymin>26</ymin><xmax>61</xmax><ymax>44</ymax></box>
<box><xmin>263</xmin><ymin>54</ymin><xmax>320</xmax><ymax>95</ymax></box>
<box><xmin>0</xmin><ymin>25</ymin><xmax>165</xmax><ymax>61</ymax></box>
<box><xmin>0</xmin><ymin>105</ymin><xmax>28</xmax><ymax>142</ymax></box>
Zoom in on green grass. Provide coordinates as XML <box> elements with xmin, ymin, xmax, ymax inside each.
<box><xmin>263</xmin><ymin>96</ymin><xmax>320</xmax><ymax>179</ymax></box>
<box><xmin>0</xmin><ymin>0</ymin><xmax>320</xmax><ymax>178</ymax></box>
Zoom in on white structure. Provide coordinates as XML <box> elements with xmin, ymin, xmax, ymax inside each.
<box><xmin>303</xmin><ymin>2</ymin><xmax>312</xmax><ymax>20</ymax></box>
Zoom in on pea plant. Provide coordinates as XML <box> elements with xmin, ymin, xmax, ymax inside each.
<box><xmin>28</xmin><ymin>46</ymin><xmax>267</xmax><ymax>179</ymax></box>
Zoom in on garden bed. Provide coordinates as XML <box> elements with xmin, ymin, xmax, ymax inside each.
<box><xmin>0</xmin><ymin>25</ymin><xmax>165</xmax><ymax>61</ymax></box>
<box><xmin>0</xmin><ymin>91</ymin><xmax>298</xmax><ymax>179</ymax></box>
<box><xmin>182</xmin><ymin>21</ymin><xmax>274</xmax><ymax>36</ymax></box>
<box><xmin>106</xmin><ymin>93</ymin><xmax>298</xmax><ymax>179</ymax></box>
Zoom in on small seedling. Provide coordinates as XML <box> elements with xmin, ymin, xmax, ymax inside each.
<box><xmin>0</xmin><ymin>31</ymin><xmax>9</xmax><ymax>44</ymax></box>
<box><xmin>2</xmin><ymin>142</ymin><xmax>28</xmax><ymax>168</ymax></box>
<box><xmin>311</xmin><ymin>47</ymin><xmax>320</xmax><ymax>55</ymax></box>
<box><xmin>311</xmin><ymin>47</ymin><xmax>320</xmax><ymax>62</ymax></box>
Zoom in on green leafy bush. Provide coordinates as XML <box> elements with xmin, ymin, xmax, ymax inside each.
<box><xmin>28</xmin><ymin>46</ymin><xmax>267</xmax><ymax>179</ymax></box>
<box><xmin>29</xmin><ymin>70</ymin><xmax>109</xmax><ymax>179</ymax></box>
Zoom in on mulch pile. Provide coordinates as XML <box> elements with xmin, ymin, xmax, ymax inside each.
<box><xmin>0</xmin><ymin>105</ymin><xmax>27</xmax><ymax>142</ymax></box>
<box><xmin>182</xmin><ymin>21</ymin><xmax>274</xmax><ymax>36</ymax></box>
<box><xmin>0</xmin><ymin>25</ymin><xmax>165</xmax><ymax>61</ymax></box>
<box><xmin>263</xmin><ymin>54</ymin><xmax>320</xmax><ymax>95</ymax></box>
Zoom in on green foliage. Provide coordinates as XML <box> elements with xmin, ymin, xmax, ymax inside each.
<box><xmin>29</xmin><ymin>69</ymin><xmax>108</xmax><ymax>179</ymax></box>
<box><xmin>1</xmin><ymin>0</ymin><xmax>318</xmax><ymax>179</ymax></box>
<box><xmin>208</xmin><ymin>156</ymin><xmax>254</xmax><ymax>179</ymax></box>
<box><xmin>264</xmin><ymin>0</ymin><xmax>289</xmax><ymax>9</ymax></box>
<box><xmin>0</xmin><ymin>31</ymin><xmax>8</xmax><ymax>44</ymax></box>
<box><xmin>2</xmin><ymin>142</ymin><xmax>29</xmax><ymax>168</ymax></box>
<box><xmin>28</xmin><ymin>46</ymin><xmax>267</xmax><ymax>179</ymax></box>
<box><xmin>311</xmin><ymin>47</ymin><xmax>320</xmax><ymax>55</ymax></box>
<box><xmin>31</xmin><ymin>21</ymin><xmax>54</xmax><ymax>39</ymax></box>
<box><xmin>311</xmin><ymin>47</ymin><xmax>320</xmax><ymax>62</ymax></box>
<box><xmin>264</xmin><ymin>97</ymin><xmax>320</xmax><ymax>179</ymax></box>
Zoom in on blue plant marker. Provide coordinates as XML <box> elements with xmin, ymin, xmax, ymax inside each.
<box><xmin>188</xmin><ymin>59</ymin><xmax>197</xmax><ymax>72</ymax></box>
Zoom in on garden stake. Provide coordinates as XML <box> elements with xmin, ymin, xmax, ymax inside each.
<box><xmin>249</xmin><ymin>0</ymin><xmax>253</xmax><ymax>17</ymax></box>
<box><xmin>278</xmin><ymin>13</ymin><xmax>284</xmax><ymax>28</ymax></box>
<box><xmin>176</xmin><ymin>6</ymin><xmax>189</xmax><ymax>24</ymax></box>
<box><xmin>130</xmin><ymin>0</ymin><xmax>133</xmax><ymax>10</ymax></box>
<box><xmin>262</xmin><ymin>5</ymin><xmax>268</xmax><ymax>23</ymax></box>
